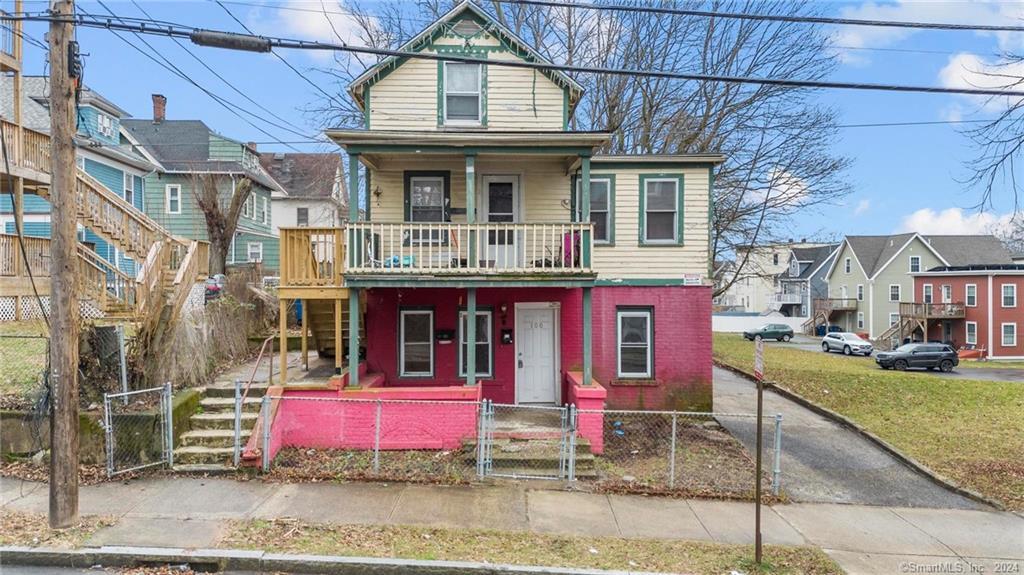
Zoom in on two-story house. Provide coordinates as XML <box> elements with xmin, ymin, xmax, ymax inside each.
<box><xmin>123</xmin><ymin>95</ymin><xmax>283</xmax><ymax>272</ymax></box>
<box><xmin>820</xmin><ymin>233</ymin><xmax>1012</xmax><ymax>341</ymax></box>
<box><xmin>0</xmin><ymin>76</ymin><xmax>155</xmax><ymax>276</ymax></box>
<box><xmin>718</xmin><ymin>240</ymin><xmax>828</xmax><ymax>316</ymax></box>
<box><xmin>776</xmin><ymin>243</ymin><xmax>839</xmax><ymax>318</ymax></box>
<box><xmin>263</xmin><ymin>152</ymin><xmax>344</xmax><ymax>232</ymax></box>
<box><xmin>274</xmin><ymin>1</ymin><xmax>722</xmax><ymax>411</ymax></box>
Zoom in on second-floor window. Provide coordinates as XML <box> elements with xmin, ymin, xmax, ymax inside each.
<box><xmin>889</xmin><ymin>284</ymin><xmax>901</xmax><ymax>302</ymax></box>
<box><xmin>262</xmin><ymin>197</ymin><xmax>269</xmax><ymax>225</ymax></box>
<box><xmin>165</xmin><ymin>185</ymin><xmax>181</xmax><ymax>214</ymax></box>
<box><xmin>641</xmin><ymin>177</ymin><xmax>681</xmax><ymax>244</ymax></box>
<box><xmin>97</xmin><ymin>113</ymin><xmax>115</xmax><ymax>139</ymax></box>
<box><xmin>123</xmin><ymin>173</ymin><xmax>134</xmax><ymax>206</ymax></box>
<box><xmin>909</xmin><ymin>255</ymin><xmax>921</xmax><ymax>273</ymax></box>
<box><xmin>941</xmin><ymin>284</ymin><xmax>952</xmax><ymax>303</ymax></box>
<box><xmin>443</xmin><ymin>63</ymin><xmax>482</xmax><ymax>125</ymax></box>
<box><xmin>789</xmin><ymin>259</ymin><xmax>799</xmax><ymax>277</ymax></box>
<box><xmin>1003</xmin><ymin>284</ymin><xmax>1017</xmax><ymax>307</ymax></box>
<box><xmin>923</xmin><ymin>284</ymin><xmax>933</xmax><ymax>304</ymax></box>
<box><xmin>857</xmin><ymin>284</ymin><xmax>864</xmax><ymax>301</ymax></box>
<box><xmin>575</xmin><ymin>177</ymin><xmax>613</xmax><ymax>243</ymax></box>
<box><xmin>844</xmin><ymin>257</ymin><xmax>851</xmax><ymax>274</ymax></box>
<box><xmin>242</xmin><ymin>195</ymin><xmax>252</xmax><ymax>218</ymax></box>
<box><xmin>296</xmin><ymin>207</ymin><xmax>309</xmax><ymax>227</ymax></box>
<box><xmin>966</xmin><ymin>284</ymin><xmax>977</xmax><ymax>307</ymax></box>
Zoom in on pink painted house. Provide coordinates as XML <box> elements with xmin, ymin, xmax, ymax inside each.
<box><xmin>275</xmin><ymin>1</ymin><xmax>722</xmax><ymax>414</ymax></box>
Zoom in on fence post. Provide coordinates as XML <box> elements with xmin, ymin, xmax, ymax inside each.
<box><xmin>566</xmin><ymin>404</ymin><xmax>577</xmax><ymax>483</ymax></box>
<box><xmin>261</xmin><ymin>395</ymin><xmax>271</xmax><ymax>472</ymax></box>
<box><xmin>475</xmin><ymin>400</ymin><xmax>486</xmax><ymax>479</ymax></box>
<box><xmin>117</xmin><ymin>325</ymin><xmax>128</xmax><ymax>404</ymax></box>
<box><xmin>164</xmin><ymin>382</ymin><xmax>174</xmax><ymax>468</ymax></box>
<box><xmin>233</xmin><ymin>379</ymin><xmax>242</xmax><ymax>467</ymax></box>
<box><xmin>103</xmin><ymin>393</ymin><xmax>114</xmax><ymax>477</ymax></box>
<box><xmin>373</xmin><ymin>399</ymin><xmax>382</xmax><ymax>474</ymax></box>
<box><xmin>772</xmin><ymin>413</ymin><xmax>783</xmax><ymax>496</ymax></box>
<box><xmin>669</xmin><ymin>413</ymin><xmax>678</xmax><ymax>489</ymax></box>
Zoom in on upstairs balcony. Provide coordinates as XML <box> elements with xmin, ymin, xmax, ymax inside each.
<box><xmin>0</xmin><ymin>8</ymin><xmax>21</xmax><ymax>73</ymax></box>
<box><xmin>0</xmin><ymin>119</ymin><xmax>52</xmax><ymax>185</ymax></box>
<box><xmin>813</xmin><ymin>297</ymin><xmax>858</xmax><ymax>312</ymax></box>
<box><xmin>771</xmin><ymin>292</ymin><xmax>803</xmax><ymax>305</ymax></box>
<box><xmin>899</xmin><ymin>301</ymin><xmax>966</xmax><ymax>319</ymax></box>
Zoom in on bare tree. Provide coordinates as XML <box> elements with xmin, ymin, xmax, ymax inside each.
<box><xmin>191</xmin><ymin>172</ymin><xmax>254</xmax><ymax>274</ymax></box>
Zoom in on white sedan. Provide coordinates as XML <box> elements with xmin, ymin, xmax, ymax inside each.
<box><xmin>821</xmin><ymin>332</ymin><xmax>874</xmax><ymax>356</ymax></box>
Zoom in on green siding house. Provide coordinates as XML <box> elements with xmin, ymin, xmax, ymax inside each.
<box><xmin>123</xmin><ymin>96</ymin><xmax>282</xmax><ymax>273</ymax></box>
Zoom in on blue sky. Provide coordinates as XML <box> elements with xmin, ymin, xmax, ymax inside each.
<box><xmin>14</xmin><ymin>0</ymin><xmax>1023</xmax><ymax>239</ymax></box>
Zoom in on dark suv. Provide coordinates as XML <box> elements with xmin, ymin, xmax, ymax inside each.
<box><xmin>875</xmin><ymin>343</ymin><xmax>959</xmax><ymax>372</ymax></box>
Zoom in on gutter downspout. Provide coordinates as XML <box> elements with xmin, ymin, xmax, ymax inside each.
<box><xmin>987</xmin><ymin>275</ymin><xmax>994</xmax><ymax>358</ymax></box>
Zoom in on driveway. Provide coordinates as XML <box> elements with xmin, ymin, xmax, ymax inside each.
<box><xmin>712</xmin><ymin>367</ymin><xmax>987</xmax><ymax>509</ymax></box>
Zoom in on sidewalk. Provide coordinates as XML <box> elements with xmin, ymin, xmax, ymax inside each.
<box><xmin>2</xmin><ymin>476</ymin><xmax>1021</xmax><ymax>574</ymax></box>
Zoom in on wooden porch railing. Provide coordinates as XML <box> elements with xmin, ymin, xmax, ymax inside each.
<box><xmin>345</xmin><ymin>222</ymin><xmax>594</xmax><ymax>275</ymax></box>
<box><xmin>899</xmin><ymin>301</ymin><xmax>966</xmax><ymax>319</ymax></box>
<box><xmin>279</xmin><ymin>227</ymin><xmax>344</xmax><ymax>287</ymax></box>
<box><xmin>813</xmin><ymin>297</ymin><xmax>858</xmax><ymax>312</ymax></box>
<box><xmin>0</xmin><ymin>119</ymin><xmax>51</xmax><ymax>174</ymax></box>
<box><xmin>0</xmin><ymin>233</ymin><xmax>49</xmax><ymax>276</ymax></box>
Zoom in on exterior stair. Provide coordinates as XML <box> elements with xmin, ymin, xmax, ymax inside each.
<box><xmin>462</xmin><ymin>437</ymin><xmax>597</xmax><ymax>479</ymax></box>
<box><xmin>173</xmin><ymin>381</ymin><xmax>268</xmax><ymax>472</ymax></box>
<box><xmin>305</xmin><ymin>299</ymin><xmax>362</xmax><ymax>358</ymax></box>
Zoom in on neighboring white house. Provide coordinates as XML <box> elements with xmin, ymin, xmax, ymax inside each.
<box><xmin>718</xmin><ymin>240</ymin><xmax>829</xmax><ymax>315</ymax></box>
<box><xmin>262</xmin><ymin>153</ymin><xmax>344</xmax><ymax>232</ymax></box>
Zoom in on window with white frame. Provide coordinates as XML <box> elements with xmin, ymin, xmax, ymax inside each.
<box><xmin>575</xmin><ymin>177</ymin><xmax>612</xmax><ymax>243</ymax></box>
<box><xmin>966</xmin><ymin>284</ymin><xmax>977</xmax><ymax>307</ymax></box>
<box><xmin>966</xmin><ymin>321</ymin><xmax>978</xmax><ymax>345</ymax></box>
<box><xmin>242</xmin><ymin>194</ymin><xmax>251</xmax><ymax>218</ymax></box>
<box><xmin>443</xmin><ymin>62</ymin><xmax>482</xmax><ymax>124</ymax></box>
<box><xmin>889</xmin><ymin>313</ymin><xmax>899</xmax><ymax>327</ymax></box>
<box><xmin>246</xmin><ymin>242</ymin><xmax>263</xmax><ymax>263</ymax></box>
<box><xmin>250</xmin><ymin>195</ymin><xmax>257</xmax><ymax>219</ymax></box>
<box><xmin>617</xmin><ymin>308</ymin><xmax>652</xmax><ymax>378</ymax></box>
<box><xmin>458</xmin><ymin>310</ymin><xmax>492</xmax><ymax>377</ymax></box>
<box><xmin>941</xmin><ymin>284</ymin><xmax>952</xmax><ymax>303</ymax></box>
<box><xmin>857</xmin><ymin>312</ymin><xmax>865</xmax><ymax>329</ymax></box>
<box><xmin>789</xmin><ymin>258</ymin><xmax>799</xmax><ymax>277</ymax></box>
<box><xmin>857</xmin><ymin>284</ymin><xmax>864</xmax><ymax>301</ymax></box>
<box><xmin>165</xmin><ymin>184</ymin><xmax>181</xmax><ymax>214</ymax></box>
<box><xmin>296</xmin><ymin>207</ymin><xmax>309</xmax><ymax>227</ymax></box>
<box><xmin>844</xmin><ymin>257</ymin><xmax>851</xmax><ymax>274</ymax></box>
<box><xmin>643</xmin><ymin>178</ymin><xmax>678</xmax><ymax>243</ymax></box>
<box><xmin>909</xmin><ymin>255</ymin><xmax>921</xmax><ymax>273</ymax></box>
<box><xmin>96</xmin><ymin>113</ymin><xmax>115</xmax><ymax>138</ymax></box>
<box><xmin>400</xmin><ymin>309</ymin><xmax>433</xmax><ymax>376</ymax></box>
<box><xmin>1002</xmin><ymin>323</ymin><xmax>1017</xmax><ymax>347</ymax></box>
<box><xmin>123</xmin><ymin>173</ymin><xmax>134</xmax><ymax>205</ymax></box>
<box><xmin>923</xmin><ymin>284</ymin><xmax>933</xmax><ymax>304</ymax></box>
<box><xmin>262</xmin><ymin>197</ymin><xmax>269</xmax><ymax>225</ymax></box>
<box><xmin>1003</xmin><ymin>284</ymin><xmax>1017</xmax><ymax>307</ymax></box>
<box><xmin>889</xmin><ymin>284</ymin><xmax>901</xmax><ymax>302</ymax></box>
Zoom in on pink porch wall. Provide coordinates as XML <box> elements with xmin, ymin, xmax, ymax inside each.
<box><xmin>363</xmin><ymin>285</ymin><xmax>712</xmax><ymax>411</ymax></box>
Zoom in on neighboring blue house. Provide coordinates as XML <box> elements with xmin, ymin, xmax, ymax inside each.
<box><xmin>0</xmin><ymin>76</ymin><xmax>156</xmax><ymax>276</ymax></box>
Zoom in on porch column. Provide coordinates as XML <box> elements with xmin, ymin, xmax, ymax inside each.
<box><xmin>580</xmin><ymin>154</ymin><xmax>592</xmax><ymax>268</ymax></box>
<box><xmin>348</xmin><ymin>152</ymin><xmax>360</xmax><ymax>269</ymax></box>
<box><xmin>279</xmin><ymin>298</ymin><xmax>288</xmax><ymax>385</ymax></box>
<box><xmin>465</xmin><ymin>153</ymin><xmax>476</xmax><ymax>266</ymax></box>
<box><xmin>583</xmin><ymin>287</ymin><xmax>593</xmax><ymax>385</ymax></box>
<box><xmin>348</xmin><ymin>288</ymin><xmax>360</xmax><ymax>387</ymax></box>
<box><xmin>334</xmin><ymin>298</ymin><xmax>343</xmax><ymax>374</ymax></box>
<box><xmin>466</xmin><ymin>287</ymin><xmax>477</xmax><ymax>386</ymax></box>
<box><xmin>301</xmin><ymin>300</ymin><xmax>309</xmax><ymax>371</ymax></box>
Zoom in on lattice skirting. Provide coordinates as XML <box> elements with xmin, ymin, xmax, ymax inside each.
<box><xmin>181</xmin><ymin>283</ymin><xmax>206</xmax><ymax>317</ymax></box>
<box><xmin>0</xmin><ymin>296</ymin><xmax>105</xmax><ymax>322</ymax></box>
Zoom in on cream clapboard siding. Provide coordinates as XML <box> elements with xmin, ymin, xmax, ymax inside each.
<box><xmin>367</xmin><ymin>157</ymin><xmax>710</xmax><ymax>280</ymax></box>
<box><xmin>368</xmin><ymin>35</ymin><xmax>565</xmax><ymax>131</ymax></box>
<box><xmin>590</xmin><ymin>167</ymin><xmax>710</xmax><ymax>280</ymax></box>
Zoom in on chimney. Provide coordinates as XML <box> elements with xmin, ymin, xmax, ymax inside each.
<box><xmin>247</xmin><ymin>141</ymin><xmax>257</xmax><ymax>151</ymax></box>
<box><xmin>152</xmin><ymin>94</ymin><xmax>166</xmax><ymax>124</ymax></box>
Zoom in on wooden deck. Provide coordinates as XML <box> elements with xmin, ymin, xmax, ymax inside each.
<box><xmin>899</xmin><ymin>301</ymin><xmax>966</xmax><ymax>319</ymax></box>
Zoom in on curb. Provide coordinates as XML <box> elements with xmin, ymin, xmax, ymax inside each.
<box><xmin>713</xmin><ymin>360</ymin><xmax>1006</xmax><ymax>511</ymax></box>
<box><xmin>0</xmin><ymin>546</ymin><xmax>669</xmax><ymax>575</ymax></box>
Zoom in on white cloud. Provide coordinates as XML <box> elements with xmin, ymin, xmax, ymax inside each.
<box><xmin>896</xmin><ymin>207</ymin><xmax>1015</xmax><ymax>235</ymax></box>
<box><xmin>853</xmin><ymin>199</ymin><xmax>871</xmax><ymax>216</ymax></box>
<box><xmin>938</xmin><ymin>52</ymin><xmax>1024</xmax><ymax>112</ymax></box>
<box><xmin>247</xmin><ymin>0</ymin><xmax>374</xmax><ymax>61</ymax></box>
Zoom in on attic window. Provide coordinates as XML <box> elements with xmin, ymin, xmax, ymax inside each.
<box><xmin>452</xmin><ymin>19</ymin><xmax>482</xmax><ymax>37</ymax></box>
<box><xmin>444</xmin><ymin>62</ymin><xmax>482</xmax><ymax>124</ymax></box>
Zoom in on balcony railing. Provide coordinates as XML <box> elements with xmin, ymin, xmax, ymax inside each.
<box><xmin>813</xmin><ymin>297</ymin><xmax>858</xmax><ymax>312</ymax></box>
<box><xmin>0</xmin><ymin>119</ymin><xmax>51</xmax><ymax>175</ymax></box>
<box><xmin>899</xmin><ymin>301</ymin><xmax>966</xmax><ymax>319</ymax></box>
<box><xmin>346</xmin><ymin>222</ymin><xmax>594</xmax><ymax>276</ymax></box>
<box><xmin>772</xmin><ymin>293</ymin><xmax>803</xmax><ymax>305</ymax></box>
<box><xmin>280</xmin><ymin>227</ymin><xmax>344</xmax><ymax>287</ymax></box>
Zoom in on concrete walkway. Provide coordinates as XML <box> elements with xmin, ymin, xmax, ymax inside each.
<box><xmin>713</xmin><ymin>367</ymin><xmax>986</xmax><ymax>509</ymax></box>
<box><xmin>2</xmin><ymin>476</ymin><xmax>1021</xmax><ymax>575</ymax></box>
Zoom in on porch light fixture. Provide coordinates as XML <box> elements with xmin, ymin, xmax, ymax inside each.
<box><xmin>500</xmin><ymin>303</ymin><xmax>508</xmax><ymax>324</ymax></box>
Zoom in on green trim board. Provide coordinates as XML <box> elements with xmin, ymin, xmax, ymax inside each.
<box><xmin>638</xmin><ymin>173</ymin><xmax>685</xmax><ymax>246</ymax></box>
<box><xmin>589</xmin><ymin>161</ymin><xmax>719</xmax><ymax>170</ymax></box>
<box><xmin>363</xmin><ymin>84</ymin><xmax>371</xmax><ymax>129</ymax></box>
<box><xmin>572</xmin><ymin>173</ymin><xmax>616</xmax><ymax>246</ymax></box>
<box><xmin>346</xmin><ymin>144</ymin><xmax>595</xmax><ymax>155</ymax></box>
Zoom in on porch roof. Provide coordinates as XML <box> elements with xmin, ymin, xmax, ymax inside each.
<box><xmin>326</xmin><ymin>129</ymin><xmax>611</xmax><ymax>156</ymax></box>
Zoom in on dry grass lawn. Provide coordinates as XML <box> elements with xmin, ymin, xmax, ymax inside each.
<box><xmin>0</xmin><ymin>510</ymin><xmax>113</xmax><ymax>548</ymax></box>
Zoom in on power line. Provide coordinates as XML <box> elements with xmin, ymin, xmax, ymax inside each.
<box><xmin>12</xmin><ymin>12</ymin><xmax>1024</xmax><ymax>98</ymax></box>
<box><xmin>496</xmin><ymin>0</ymin><xmax>1024</xmax><ymax>33</ymax></box>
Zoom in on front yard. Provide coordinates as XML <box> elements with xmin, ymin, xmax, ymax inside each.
<box><xmin>713</xmin><ymin>333</ymin><xmax>1024</xmax><ymax>510</ymax></box>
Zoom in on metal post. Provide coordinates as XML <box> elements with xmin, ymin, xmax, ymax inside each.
<box><xmin>466</xmin><ymin>288</ymin><xmax>476</xmax><ymax>387</ymax></box>
<box><xmin>103</xmin><ymin>394</ymin><xmax>114</xmax><ymax>477</ymax></box>
<box><xmin>373</xmin><ymin>399</ymin><xmax>382</xmax><ymax>474</ymax></box>
<box><xmin>476</xmin><ymin>400</ymin><xmax>485</xmax><ymax>479</ymax></box>
<box><xmin>261</xmin><ymin>395</ymin><xmax>271</xmax><ymax>472</ymax></box>
<box><xmin>233</xmin><ymin>379</ymin><xmax>242</xmax><ymax>467</ymax></box>
<box><xmin>669</xmin><ymin>414</ymin><xmax>678</xmax><ymax>489</ymax></box>
<box><xmin>772</xmin><ymin>413</ymin><xmax>783</xmax><ymax>496</ymax></box>
<box><xmin>117</xmin><ymin>325</ymin><xmax>128</xmax><ymax>403</ymax></box>
<box><xmin>164</xmin><ymin>382</ymin><xmax>174</xmax><ymax>468</ymax></box>
<box><xmin>567</xmin><ymin>404</ymin><xmax>577</xmax><ymax>483</ymax></box>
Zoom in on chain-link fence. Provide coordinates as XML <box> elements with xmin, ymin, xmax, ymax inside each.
<box><xmin>103</xmin><ymin>384</ymin><xmax>173</xmax><ymax>477</ymax></box>
<box><xmin>0</xmin><ymin>334</ymin><xmax>48</xmax><ymax>406</ymax></box>
<box><xmin>255</xmin><ymin>396</ymin><xmax>783</xmax><ymax>498</ymax></box>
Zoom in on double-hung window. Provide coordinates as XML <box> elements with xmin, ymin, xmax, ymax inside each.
<box><xmin>296</xmin><ymin>207</ymin><xmax>309</xmax><ymax>227</ymax></box>
<box><xmin>400</xmin><ymin>309</ymin><xmax>433</xmax><ymax>377</ymax></box>
<box><xmin>617</xmin><ymin>308</ymin><xmax>653</xmax><ymax>378</ymax></box>
<box><xmin>641</xmin><ymin>177</ymin><xmax>680</xmax><ymax>244</ymax></box>
<box><xmin>247</xmin><ymin>242</ymin><xmax>263</xmax><ymax>263</ymax></box>
<box><xmin>575</xmin><ymin>177</ymin><xmax>613</xmax><ymax>243</ymax></box>
<box><xmin>966</xmin><ymin>284</ymin><xmax>977</xmax><ymax>307</ymax></box>
<box><xmin>1002</xmin><ymin>323</ymin><xmax>1017</xmax><ymax>347</ymax></box>
<box><xmin>856</xmin><ymin>284</ymin><xmax>864</xmax><ymax>301</ymax></box>
<box><xmin>1003</xmin><ymin>284</ymin><xmax>1017</xmax><ymax>307</ymax></box>
<box><xmin>165</xmin><ymin>184</ymin><xmax>181</xmax><ymax>214</ymax></box>
<box><xmin>889</xmin><ymin>284</ymin><xmax>901</xmax><ymax>302</ymax></box>
<box><xmin>857</xmin><ymin>312</ymin><xmax>865</xmax><ymax>329</ymax></box>
<box><xmin>458</xmin><ymin>310</ymin><xmax>492</xmax><ymax>378</ymax></box>
<box><xmin>444</xmin><ymin>63</ymin><xmax>482</xmax><ymax>125</ymax></box>
<box><xmin>242</xmin><ymin>194</ymin><xmax>251</xmax><ymax>218</ymax></box>
<box><xmin>941</xmin><ymin>285</ymin><xmax>952</xmax><ymax>303</ymax></box>
<box><xmin>844</xmin><ymin>258</ymin><xmax>851</xmax><ymax>274</ymax></box>
<box><xmin>407</xmin><ymin>173</ymin><xmax>448</xmax><ymax>244</ymax></box>
<box><xmin>262</xmin><ymin>197</ymin><xmax>269</xmax><ymax>225</ymax></box>
<box><xmin>966</xmin><ymin>321</ymin><xmax>978</xmax><ymax>345</ymax></box>
<box><xmin>97</xmin><ymin>113</ymin><xmax>115</xmax><ymax>139</ymax></box>
<box><xmin>923</xmin><ymin>284</ymin><xmax>933</xmax><ymax>304</ymax></box>
<box><xmin>909</xmin><ymin>256</ymin><xmax>921</xmax><ymax>273</ymax></box>
<box><xmin>123</xmin><ymin>173</ymin><xmax>134</xmax><ymax>206</ymax></box>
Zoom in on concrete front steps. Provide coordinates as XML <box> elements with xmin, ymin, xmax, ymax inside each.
<box><xmin>173</xmin><ymin>382</ymin><xmax>268</xmax><ymax>472</ymax></box>
<box><xmin>463</xmin><ymin>437</ymin><xmax>597</xmax><ymax>479</ymax></box>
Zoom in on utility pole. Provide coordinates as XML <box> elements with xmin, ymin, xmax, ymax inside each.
<box><xmin>48</xmin><ymin>0</ymin><xmax>80</xmax><ymax>529</ymax></box>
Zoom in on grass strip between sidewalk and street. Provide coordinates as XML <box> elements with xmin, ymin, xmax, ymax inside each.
<box><xmin>0</xmin><ymin>511</ymin><xmax>114</xmax><ymax>548</ymax></box>
<box><xmin>713</xmin><ymin>333</ymin><xmax>1024</xmax><ymax>511</ymax></box>
<box><xmin>220</xmin><ymin>517</ymin><xmax>843</xmax><ymax>575</ymax></box>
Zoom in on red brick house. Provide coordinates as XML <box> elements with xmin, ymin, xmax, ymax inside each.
<box><xmin>909</xmin><ymin>264</ymin><xmax>1024</xmax><ymax>360</ymax></box>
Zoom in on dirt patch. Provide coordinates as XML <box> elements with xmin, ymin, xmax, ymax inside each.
<box><xmin>265</xmin><ymin>447</ymin><xmax>474</xmax><ymax>484</ymax></box>
<box><xmin>0</xmin><ymin>510</ymin><xmax>114</xmax><ymax>548</ymax></box>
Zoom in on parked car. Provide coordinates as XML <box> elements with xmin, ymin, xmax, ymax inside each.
<box><xmin>821</xmin><ymin>332</ymin><xmax>874</xmax><ymax>356</ymax></box>
<box><xmin>875</xmin><ymin>343</ymin><xmax>959</xmax><ymax>372</ymax></box>
<box><xmin>743</xmin><ymin>323</ymin><xmax>794</xmax><ymax>342</ymax></box>
<box><xmin>204</xmin><ymin>274</ymin><xmax>226</xmax><ymax>303</ymax></box>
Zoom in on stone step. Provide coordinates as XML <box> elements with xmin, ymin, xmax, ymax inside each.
<box><xmin>172</xmin><ymin>463</ymin><xmax>237</xmax><ymax>475</ymax></box>
<box><xmin>199</xmin><ymin>396</ymin><xmax>263</xmax><ymax>413</ymax></box>
<box><xmin>190</xmin><ymin>411</ymin><xmax>257</xmax><ymax>431</ymax></box>
<box><xmin>174</xmin><ymin>445</ymin><xmax>234</xmax><ymax>466</ymax></box>
<box><xmin>179</xmin><ymin>428</ymin><xmax>251</xmax><ymax>448</ymax></box>
<box><xmin>203</xmin><ymin>384</ymin><xmax>269</xmax><ymax>399</ymax></box>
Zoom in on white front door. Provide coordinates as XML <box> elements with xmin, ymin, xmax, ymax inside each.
<box><xmin>516</xmin><ymin>305</ymin><xmax>558</xmax><ymax>404</ymax></box>
<box><xmin>479</xmin><ymin>175</ymin><xmax>521</xmax><ymax>269</ymax></box>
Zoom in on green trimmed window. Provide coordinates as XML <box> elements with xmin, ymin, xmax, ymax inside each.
<box><xmin>574</xmin><ymin>175</ymin><xmax>614</xmax><ymax>244</ymax></box>
<box><xmin>443</xmin><ymin>62</ymin><xmax>483</xmax><ymax>125</ymax></box>
<box><xmin>639</xmin><ymin>174</ymin><xmax>684</xmax><ymax>245</ymax></box>
<box><xmin>458</xmin><ymin>310</ymin><xmax>492</xmax><ymax>377</ymax></box>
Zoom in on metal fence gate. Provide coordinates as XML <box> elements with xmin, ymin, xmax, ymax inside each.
<box><xmin>103</xmin><ymin>383</ymin><xmax>173</xmax><ymax>477</ymax></box>
<box><xmin>476</xmin><ymin>401</ymin><xmax>578</xmax><ymax>481</ymax></box>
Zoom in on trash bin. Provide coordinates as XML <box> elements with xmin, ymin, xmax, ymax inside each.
<box><xmin>816</xmin><ymin>325</ymin><xmax>826</xmax><ymax>336</ymax></box>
